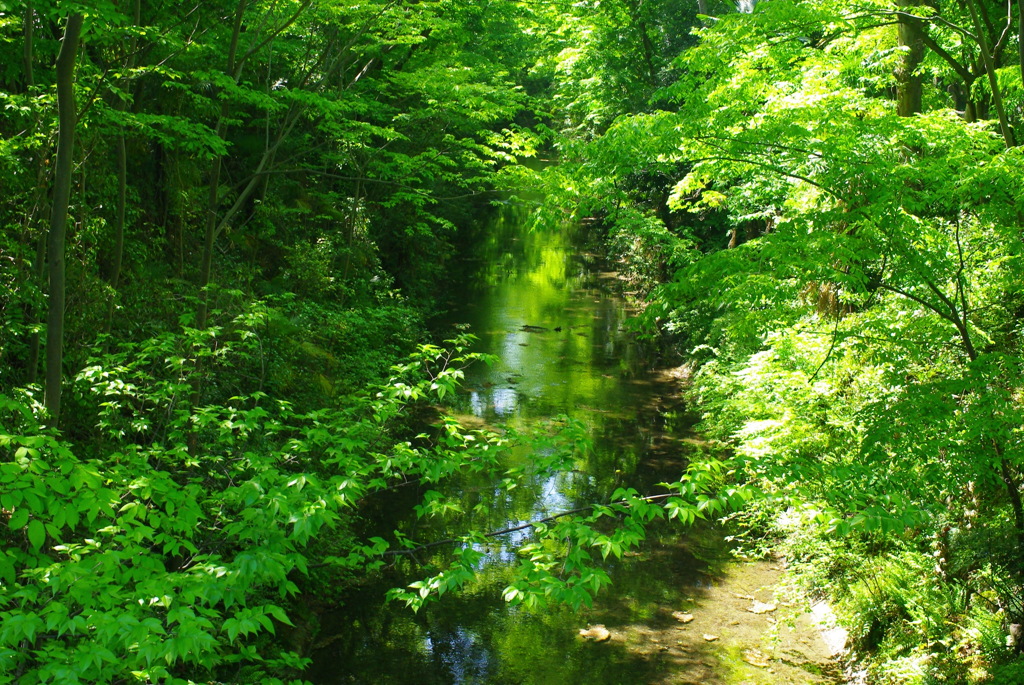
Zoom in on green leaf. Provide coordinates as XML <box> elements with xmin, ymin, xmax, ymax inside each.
<box><xmin>27</xmin><ymin>519</ymin><xmax>45</xmax><ymax>551</ymax></box>
<box><xmin>265</xmin><ymin>605</ymin><xmax>293</xmax><ymax>627</ymax></box>
<box><xmin>7</xmin><ymin>508</ymin><xmax>28</xmax><ymax>531</ymax></box>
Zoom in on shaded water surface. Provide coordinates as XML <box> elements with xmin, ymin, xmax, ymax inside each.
<box><xmin>308</xmin><ymin>203</ymin><xmax>723</xmax><ymax>684</ymax></box>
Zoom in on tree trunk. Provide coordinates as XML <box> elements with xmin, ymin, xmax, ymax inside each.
<box><xmin>22</xmin><ymin>2</ymin><xmax>43</xmax><ymax>384</ymax></box>
<box><xmin>196</xmin><ymin>0</ymin><xmax>246</xmax><ymax>332</ymax></box>
<box><xmin>103</xmin><ymin>0</ymin><xmax>141</xmax><ymax>343</ymax></box>
<box><xmin>624</xmin><ymin>0</ymin><xmax>658</xmax><ymax>84</ymax></box>
<box><xmin>996</xmin><ymin>444</ymin><xmax>1024</xmax><ymax>554</ymax></box>
<box><xmin>895</xmin><ymin>0</ymin><xmax>926</xmax><ymax>116</ymax></box>
<box><xmin>45</xmin><ymin>13</ymin><xmax>84</xmax><ymax>426</ymax></box>
<box><xmin>27</xmin><ymin>233</ymin><xmax>45</xmax><ymax>385</ymax></box>
<box><xmin>964</xmin><ymin>0</ymin><xmax>1016</xmax><ymax>146</ymax></box>
<box><xmin>195</xmin><ymin>0</ymin><xmax>311</xmax><ymax>330</ymax></box>
<box><xmin>23</xmin><ymin>3</ymin><xmax>34</xmax><ymax>90</ymax></box>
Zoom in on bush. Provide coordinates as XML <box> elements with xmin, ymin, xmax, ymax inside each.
<box><xmin>0</xmin><ymin>328</ymin><xmax>501</xmax><ymax>683</ymax></box>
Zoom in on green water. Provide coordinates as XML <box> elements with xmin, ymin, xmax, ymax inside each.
<box><xmin>307</xmin><ymin>202</ymin><xmax>722</xmax><ymax>684</ymax></box>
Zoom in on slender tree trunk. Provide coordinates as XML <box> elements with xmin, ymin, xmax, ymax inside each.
<box><xmin>45</xmin><ymin>13</ymin><xmax>84</xmax><ymax>426</ymax></box>
<box><xmin>196</xmin><ymin>1</ymin><xmax>246</xmax><ymax>332</ymax></box>
<box><xmin>23</xmin><ymin>3</ymin><xmax>34</xmax><ymax>90</ymax></box>
<box><xmin>23</xmin><ymin>1</ymin><xmax>43</xmax><ymax>384</ymax></box>
<box><xmin>103</xmin><ymin>0</ymin><xmax>141</xmax><ymax>343</ymax></box>
<box><xmin>195</xmin><ymin>0</ymin><xmax>311</xmax><ymax>330</ymax></box>
<box><xmin>624</xmin><ymin>0</ymin><xmax>658</xmax><ymax>84</ymax></box>
<box><xmin>112</xmin><ymin>134</ymin><xmax>127</xmax><ymax>289</ymax></box>
<box><xmin>995</xmin><ymin>442</ymin><xmax>1024</xmax><ymax>553</ymax></box>
<box><xmin>196</xmin><ymin>141</ymin><xmax>225</xmax><ymax>332</ymax></box>
<box><xmin>27</xmin><ymin>233</ymin><xmax>45</xmax><ymax>384</ymax></box>
<box><xmin>964</xmin><ymin>0</ymin><xmax>1016</xmax><ymax>146</ymax></box>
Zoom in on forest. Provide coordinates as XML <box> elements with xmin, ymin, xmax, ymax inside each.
<box><xmin>1</xmin><ymin>0</ymin><xmax>1023</xmax><ymax>682</ymax></box>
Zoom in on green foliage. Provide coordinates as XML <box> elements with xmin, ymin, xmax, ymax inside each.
<box><xmin>774</xmin><ymin>511</ymin><xmax>1024</xmax><ymax>684</ymax></box>
<box><xmin>0</xmin><ymin>329</ymin><xmax>518</xmax><ymax>682</ymax></box>
<box><xmin>604</xmin><ymin>205</ymin><xmax>698</xmax><ymax>293</ymax></box>
<box><xmin>1</xmin><ymin>389</ymin><xmax>315</xmax><ymax>683</ymax></box>
<box><xmin>3</xmin><ymin>1</ymin><xmax>753</xmax><ymax>679</ymax></box>
<box><xmin>830</xmin><ymin>549</ymin><xmax>1015</xmax><ymax>684</ymax></box>
<box><xmin>536</xmin><ymin>0</ymin><xmax>703</xmax><ymax>134</ymax></box>
<box><xmin>991</xmin><ymin>659</ymin><xmax>1024</xmax><ymax>685</ymax></box>
<box><xmin>4</xmin><ymin>0</ymin><xmax>1024</xmax><ymax>679</ymax></box>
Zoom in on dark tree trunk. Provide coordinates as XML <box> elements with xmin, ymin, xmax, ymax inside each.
<box><xmin>196</xmin><ymin>0</ymin><xmax>246</xmax><ymax>332</ymax></box>
<box><xmin>45</xmin><ymin>13</ymin><xmax>84</xmax><ymax>426</ymax></box>
<box><xmin>23</xmin><ymin>3</ymin><xmax>34</xmax><ymax>90</ymax></box>
<box><xmin>103</xmin><ymin>0</ymin><xmax>141</xmax><ymax>343</ymax></box>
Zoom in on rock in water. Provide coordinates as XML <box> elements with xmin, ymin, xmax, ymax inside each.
<box><xmin>672</xmin><ymin>611</ymin><xmax>695</xmax><ymax>623</ymax></box>
<box><xmin>747</xmin><ymin>601</ymin><xmax>777</xmax><ymax>614</ymax></box>
<box><xmin>579</xmin><ymin>625</ymin><xmax>611</xmax><ymax>642</ymax></box>
<box><xmin>702</xmin><ymin>634</ymin><xmax>719</xmax><ymax>642</ymax></box>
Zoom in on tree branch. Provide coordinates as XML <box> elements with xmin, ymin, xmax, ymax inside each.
<box><xmin>920</xmin><ymin>31</ymin><xmax>974</xmax><ymax>82</ymax></box>
<box><xmin>236</xmin><ymin>0</ymin><xmax>313</xmax><ymax>77</ymax></box>
<box><xmin>688</xmin><ymin>155</ymin><xmax>841</xmax><ymax>199</ymax></box>
<box><xmin>232</xmin><ymin>167</ymin><xmax>502</xmax><ymax>201</ymax></box>
<box><xmin>382</xmin><ymin>493</ymin><xmax>678</xmax><ymax>558</ymax></box>
<box><xmin>877</xmin><ymin>281</ymin><xmax>977</xmax><ymax>360</ymax></box>
<box><xmin>855</xmin><ymin>9</ymin><xmax>977</xmax><ymax>41</ymax></box>
<box><xmin>691</xmin><ymin>132</ymin><xmax>822</xmax><ymax>157</ymax></box>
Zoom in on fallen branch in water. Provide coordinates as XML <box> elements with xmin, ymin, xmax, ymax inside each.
<box><xmin>383</xmin><ymin>491</ymin><xmax>678</xmax><ymax>557</ymax></box>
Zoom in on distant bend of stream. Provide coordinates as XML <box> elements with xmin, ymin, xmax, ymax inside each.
<box><xmin>308</xmin><ymin>199</ymin><xmax>723</xmax><ymax>684</ymax></box>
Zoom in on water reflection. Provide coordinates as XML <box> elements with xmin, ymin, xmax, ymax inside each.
<box><xmin>307</xmin><ymin>202</ymin><xmax>716</xmax><ymax>684</ymax></box>
<box><xmin>467</xmin><ymin>386</ymin><xmax>519</xmax><ymax>418</ymax></box>
<box><xmin>426</xmin><ymin>627</ymin><xmax>492</xmax><ymax>683</ymax></box>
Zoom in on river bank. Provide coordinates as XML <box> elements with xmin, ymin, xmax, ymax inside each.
<box><xmin>578</xmin><ymin>555</ymin><xmax>845</xmax><ymax>685</ymax></box>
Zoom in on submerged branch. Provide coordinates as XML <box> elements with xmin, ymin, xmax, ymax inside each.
<box><xmin>383</xmin><ymin>492</ymin><xmax>679</xmax><ymax>557</ymax></box>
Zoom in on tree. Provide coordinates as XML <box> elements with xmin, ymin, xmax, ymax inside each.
<box><xmin>542</xmin><ymin>0</ymin><xmax>1024</xmax><ymax>621</ymax></box>
<box><xmin>43</xmin><ymin>12</ymin><xmax>83</xmax><ymax>426</ymax></box>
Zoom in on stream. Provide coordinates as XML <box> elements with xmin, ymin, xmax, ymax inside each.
<box><xmin>305</xmin><ymin>201</ymin><xmax>837</xmax><ymax>684</ymax></box>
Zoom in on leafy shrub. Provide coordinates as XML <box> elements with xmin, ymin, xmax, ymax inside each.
<box><xmin>990</xmin><ymin>659</ymin><xmax>1024</xmax><ymax>685</ymax></box>
<box><xmin>0</xmin><ymin>326</ymin><xmax>501</xmax><ymax>683</ymax></box>
<box><xmin>604</xmin><ymin>206</ymin><xmax>697</xmax><ymax>294</ymax></box>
